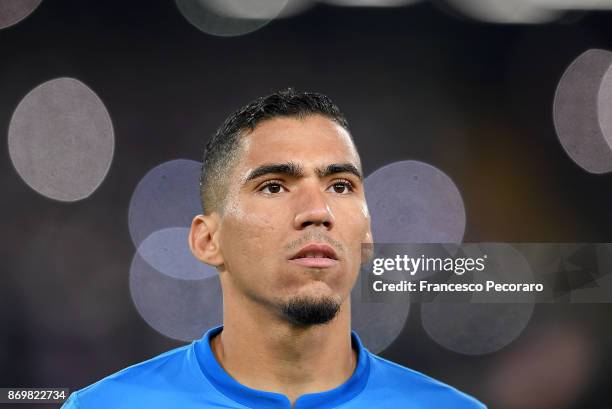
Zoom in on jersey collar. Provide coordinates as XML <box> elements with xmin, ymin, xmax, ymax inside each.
<box><xmin>193</xmin><ymin>325</ymin><xmax>371</xmax><ymax>409</ymax></box>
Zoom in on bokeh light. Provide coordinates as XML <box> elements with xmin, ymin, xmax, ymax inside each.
<box><xmin>129</xmin><ymin>251</ymin><xmax>222</xmax><ymax>342</ymax></box>
<box><xmin>597</xmin><ymin>61</ymin><xmax>612</xmax><ymax>152</ymax></box>
<box><xmin>421</xmin><ymin>244</ymin><xmax>535</xmax><ymax>355</ymax></box>
<box><xmin>364</xmin><ymin>160</ymin><xmax>465</xmax><ymax>244</ymax></box>
<box><xmin>422</xmin><ymin>302</ymin><xmax>534</xmax><ymax>355</ymax></box>
<box><xmin>553</xmin><ymin>49</ymin><xmax>612</xmax><ymax>174</ymax></box>
<box><xmin>351</xmin><ymin>280</ymin><xmax>410</xmax><ymax>354</ymax></box>
<box><xmin>531</xmin><ymin>0</ymin><xmax>612</xmax><ymax>9</ymax></box>
<box><xmin>128</xmin><ymin>159</ymin><xmax>202</xmax><ymax>247</ymax></box>
<box><xmin>176</xmin><ymin>0</ymin><xmax>288</xmax><ymax>37</ymax></box>
<box><xmin>487</xmin><ymin>323</ymin><xmax>595</xmax><ymax>409</ymax></box>
<box><xmin>278</xmin><ymin>0</ymin><xmax>315</xmax><ymax>17</ymax></box>
<box><xmin>324</xmin><ymin>0</ymin><xmax>420</xmax><ymax>7</ymax></box>
<box><xmin>442</xmin><ymin>0</ymin><xmax>561</xmax><ymax>24</ymax></box>
<box><xmin>8</xmin><ymin>77</ymin><xmax>114</xmax><ymax>202</ymax></box>
<box><xmin>350</xmin><ymin>159</ymin><xmax>465</xmax><ymax>353</ymax></box>
<box><xmin>0</xmin><ymin>0</ymin><xmax>42</xmax><ymax>30</ymax></box>
<box><xmin>137</xmin><ymin>227</ymin><xmax>218</xmax><ymax>280</ymax></box>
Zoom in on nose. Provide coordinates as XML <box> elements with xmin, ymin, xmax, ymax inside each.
<box><xmin>293</xmin><ymin>183</ymin><xmax>335</xmax><ymax>230</ymax></box>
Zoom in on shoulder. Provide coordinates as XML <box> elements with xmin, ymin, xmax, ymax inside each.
<box><xmin>63</xmin><ymin>343</ymin><xmax>196</xmax><ymax>409</ymax></box>
<box><xmin>365</xmin><ymin>352</ymin><xmax>487</xmax><ymax>408</ymax></box>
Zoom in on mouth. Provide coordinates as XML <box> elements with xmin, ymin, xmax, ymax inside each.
<box><xmin>289</xmin><ymin>243</ymin><xmax>339</xmax><ymax>268</ymax></box>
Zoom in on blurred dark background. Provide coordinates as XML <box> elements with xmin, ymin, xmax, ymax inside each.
<box><xmin>2</xmin><ymin>1</ymin><xmax>612</xmax><ymax>408</ymax></box>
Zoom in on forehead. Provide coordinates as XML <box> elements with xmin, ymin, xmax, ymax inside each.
<box><xmin>237</xmin><ymin>115</ymin><xmax>360</xmax><ymax>170</ymax></box>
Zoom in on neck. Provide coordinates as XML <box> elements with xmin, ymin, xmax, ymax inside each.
<box><xmin>211</xmin><ymin>291</ymin><xmax>356</xmax><ymax>405</ymax></box>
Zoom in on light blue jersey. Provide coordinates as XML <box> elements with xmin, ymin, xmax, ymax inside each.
<box><xmin>62</xmin><ymin>326</ymin><xmax>486</xmax><ymax>408</ymax></box>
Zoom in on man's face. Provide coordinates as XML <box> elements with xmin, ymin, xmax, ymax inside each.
<box><xmin>216</xmin><ymin>114</ymin><xmax>372</xmax><ymax>323</ymax></box>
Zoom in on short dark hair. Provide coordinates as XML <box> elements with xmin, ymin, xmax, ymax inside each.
<box><xmin>199</xmin><ymin>88</ymin><xmax>351</xmax><ymax>214</ymax></box>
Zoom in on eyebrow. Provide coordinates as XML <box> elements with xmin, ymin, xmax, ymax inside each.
<box><xmin>243</xmin><ymin>161</ymin><xmax>363</xmax><ymax>185</ymax></box>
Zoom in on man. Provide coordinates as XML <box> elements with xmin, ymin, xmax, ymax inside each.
<box><xmin>62</xmin><ymin>89</ymin><xmax>485</xmax><ymax>408</ymax></box>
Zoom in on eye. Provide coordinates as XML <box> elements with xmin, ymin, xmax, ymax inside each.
<box><xmin>327</xmin><ymin>180</ymin><xmax>354</xmax><ymax>194</ymax></box>
<box><xmin>258</xmin><ymin>181</ymin><xmax>286</xmax><ymax>195</ymax></box>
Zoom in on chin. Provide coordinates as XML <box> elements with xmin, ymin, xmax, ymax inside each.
<box><xmin>280</xmin><ymin>291</ymin><xmax>342</xmax><ymax>326</ymax></box>
<box><xmin>294</xmin><ymin>280</ymin><xmax>339</xmax><ymax>300</ymax></box>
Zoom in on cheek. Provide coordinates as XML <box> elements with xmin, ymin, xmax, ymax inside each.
<box><xmin>340</xmin><ymin>200</ymin><xmax>370</xmax><ymax>237</ymax></box>
<box><xmin>220</xmin><ymin>203</ymin><xmax>280</xmax><ymax>270</ymax></box>
<box><xmin>339</xmin><ymin>203</ymin><xmax>372</xmax><ymax>266</ymax></box>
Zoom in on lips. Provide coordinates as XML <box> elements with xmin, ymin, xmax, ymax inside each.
<box><xmin>290</xmin><ymin>243</ymin><xmax>338</xmax><ymax>260</ymax></box>
<box><xmin>289</xmin><ymin>243</ymin><xmax>338</xmax><ymax>268</ymax></box>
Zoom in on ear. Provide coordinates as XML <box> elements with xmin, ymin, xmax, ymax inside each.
<box><xmin>189</xmin><ymin>213</ymin><xmax>224</xmax><ymax>267</ymax></box>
